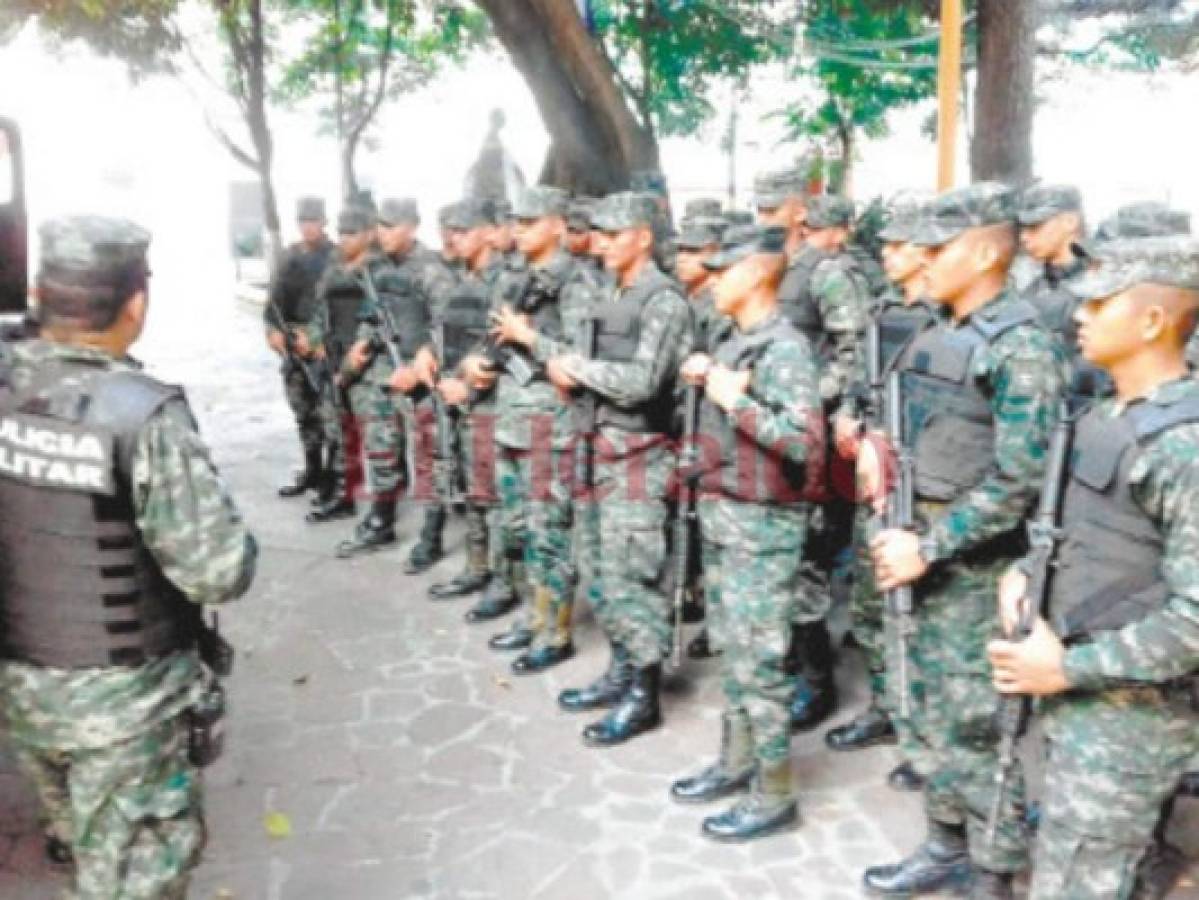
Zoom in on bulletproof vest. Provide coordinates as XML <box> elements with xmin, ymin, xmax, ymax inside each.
<box><xmin>875</xmin><ymin>296</ymin><xmax>937</xmax><ymax>375</ymax></box>
<box><xmin>590</xmin><ymin>267</ymin><xmax>680</xmax><ymax>435</ymax></box>
<box><xmin>0</xmin><ymin>353</ymin><xmax>197</xmax><ymax>669</ymax></box>
<box><xmin>322</xmin><ymin>265</ymin><xmax>366</xmax><ymax>363</ymax></box>
<box><xmin>697</xmin><ymin>316</ymin><xmax>814</xmax><ymax>502</ymax></box>
<box><xmin>777</xmin><ymin>246</ymin><xmax>828</xmax><ymax>349</ymax></box>
<box><xmin>1049</xmin><ymin>390</ymin><xmax>1199</xmax><ymax>641</ymax></box>
<box><xmin>370</xmin><ymin>260</ymin><xmax>429</xmax><ymax>359</ymax></box>
<box><xmin>901</xmin><ymin>299</ymin><xmax>1040</xmax><ymax>502</ymax></box>
<box><xmin>278</xmin><ymin>239</ymin><xmax>333</xmax><ymax>323</ymax></box>
<box><xmin>439</xmin><ymin>279</ymin><xmax>490</xmax><ymax>372</ymax></box>
<box><xmin>493</xmin><ymin>259</ymin><xmax>567</xmax><ymax>380</ymax></box>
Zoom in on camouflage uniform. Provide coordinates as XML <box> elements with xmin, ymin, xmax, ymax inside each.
<box><xmin>872</xmin><ymin>186</ymin><xmax>1068</xmax><ymax>885</ymax></box>
<box><xmin>0</xmin><ymin>218</ymin><xmax>256</xmax><ymax>900</ymax></box>
<box><xmin>1026</xmin><ymin>238</ymin><xmax>1199</xmax><ymax>900</ymax></box>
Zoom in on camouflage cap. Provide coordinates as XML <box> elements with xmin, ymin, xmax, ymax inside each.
<box><xmin>296</xmin><ymin>196</ymin><xmax>326</xmax><ymax>222</ymax></box>
<box><xmin>910</xmin><ymin>182</ymin><xmax>1017</xmax><ymax>247</ymax></box>
<box><xmin>39</xmin><ymin>215</ymin><xmax>150</xmax><ymax>278</ymax></box>
<box><xmin>566</xmin><ymin>199</ymin><xmax>597</xmax><ymax>232</ymax></box>
<box><xmin>490</xmin><ymin>198</ymin><xmax>514</xmax><ymax>223</ymax></box>
<box><xmin>878</xmin><ymin>191</ymin><xmax>932</xmax><ymax>243</ymax></box>
<box><xmin>1095</xmin><ymin>202</ymin><xmax>1191</xmax><ymax>242</ymax></box>
<box><xmin>704</xmin><ymin>224</ymin><xmax>787</xmax><ymax>271</ymax></box>
<box><xmin>1017</xmin><ymin>184</ymin><xmax>1083</xmax><ymax>226</ymax></box>
<box><xmin>676</xmin><ymin>216</ymin><xmax>727</xmax><ymax>251</ymax></box>
<box><xmin>630</xmin><ymin>169</ymin><xmax>669</xmax><ymax>197</ymax></box>
<box><xmin>590</xmin><ymin>191</ymin><xmax>659</xmax><ymax>232</ymax></box>
<box><xmin>437</xmin><ymin>203</ymin><xmax>457</xmax><ymax>229</ymax></box>
<box><xmin>806</xmin><ymin>195</ymin><xmax>855</xmax><ymax>230</ymax></box>
<box><xmin>1070</xmin><ymin>236</ymin><xmax>1199</xmax><ymax>301</ymax></box>
<box><xmin>512</xmin><ymin>185</ymin><xmax>570</xmax><ymax>220</ymax></box>
<box><xmin>378</xmin><ymin>197</ymin><xmax>419</xmax><ymax>226</ymax></box>
<box><xmin>444</xmin><ymin>198</ymin><xmax>493</xmax><ymax>230</ymax></box>
<box><xmin>753</xmin><ymin>166</ymin><xmax>806</xmax><ymax>209</ymax></box>
<box><xmin>337</xmin><ymin>204</ymin><xmax>377</xmax><ymax>234</ymax></box>
<box><xmin>723</xmin><ymin>209</ymin><xmax>755</xmax><ymax>228</ymax></box>
<box><xmin>683</xmin><ymin>197</ymin><xmax>723</xmax><ymax>221</ymax></box>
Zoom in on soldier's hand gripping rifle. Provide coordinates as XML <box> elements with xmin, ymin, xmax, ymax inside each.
<box><xmin>430</xmin><ymin>327</ymin><xmax>465</xmax><ymax>508</ymax></box>
<box><xmin>359</xmin><ymin>267</ymin><xmax>406</xmax><ymax>373</ymax></box>
<box><xmin>883</xmin><ymin>371</ymin><xmax>917</xmax><ymax>718</ymax></box>
<box><xmin>986</xmin><ymin>402</ymin><xmax>1073</xmax><ymax>846</ymax></box>
<box><xmin>266</xmin><ymin>294</ymin><xmax>325</xmax><ymax>396</ymax></box>
<box><xmin>481</xmin><ymin>268</ymin><xmax>561</xmax><ymax>386</ymax></box>
<box><xmin>671</xmin><ymin>383</ymin><xmax>702</xmax><ymax>669</ymax></box>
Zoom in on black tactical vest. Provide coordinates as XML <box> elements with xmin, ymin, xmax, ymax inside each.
<box><xmin>901</xmin><ymin>299</ymin><xmax>1040</xmax><ymax>502</ymax></box>
<box><xmin>439</xmin><ymin>280</ymin><xmax>491</xmax><ymax>372</ymax></box>
<box><xmin>1050</xmin><ymin>389</ymin><xmax>1199</xmax><ymax>640</ymax></box>
<box><xmin>0</xmin><ymin>353</ymin><xmax>197</xmax><ymax>669</ymax></box>
<box><xmin>875</xmin><ymin>295</ymin><xmax>937</xmax><ymax>375</ymax></box>
<box><xmin>1026</xmin><ymin>261</ymin><xmax>1113</xmax><ymax>409</ymax></box>
<box><xmin>590</xmin><ymin>267</ymin><xmax>681</xmax><ymax>435</ymax></box>
<box><xmin>276</xmin><ymin>239</ymin><xmax>333</xmax><ymax>324</ymax></box>
<box><xmin>493</xmin><ymin>258</ymin><xmax>567</xmax><ymax>381</ymax></box>
<box><xmin>321</xmin><ymin>265</ymin><xmax>366</xmax><ymax>364</ymax></box>
<box><xmin>777</xmin><ymin>246</ymin><xmax>828</xmax><ymax>350</ymax></box>
<box><xmin>697</xmin><ymin>316</ymin><xmax>815</xmax><ymax>503</ymax></box>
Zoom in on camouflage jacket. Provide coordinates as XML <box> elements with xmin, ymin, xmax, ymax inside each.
<box><xmin>919</xmin><ymin>289</ymin><xmax>1069</xmax><ymax>563</ymax></box>
<box><xmin>531</xmin><ymin>255</ymin><xmax>609</xmax><ymax>365</ymax></box>
<box><xmin>1058</xmin><ymin>377</ymin><xmax>1199</xmax><ymax>690</ymax></box>
<box><xmin>353</xmin><ymin>254</ymin><xmax>433</xmax><ymax>383</ymax></box>
<box><xmin>264</xmin><ymin>236</ymin><xmax>333</xmax><ymax>328</ymax></box>
<box><xmin>395</xmin><ymin>240</ymin><xmax>459</xmax><ymax>325</ymax></box>
<box><xmin>0</xmin><ymin>340</ymin><xmax>256</xmax><ymax>750</ymax></box>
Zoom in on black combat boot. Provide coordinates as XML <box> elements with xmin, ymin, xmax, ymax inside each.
<box><xmin>862</xmin><ymin>820</ymin><xmax>973</xmax><ymax>896</ymax></box>
<box><xmin>335</xmin><ymin>500</ymin><xmax>397</xmax><ymax>558</ymax></box>
<box><xmin>306</xmin><ymin>472</ymin><xmax>355</xmax><ymax>523</ymax></box>
<box><xmin>581</xmin><ymin>663</ymin><xmax>662</xmax><ymax>747</ymax></box>
<box><xmin>278</xmin><ymin>446</ymin><xmax>323</xmax><ymax>498</ymax></box>
<box><xmin>700</xmin><ymin>758</ymin><xmax>799</xmax><ymax>843</ymax></box>
<box><xmin>492</xmin><ymin>581</ymin><xmax>548</xmax><ymax>652</ymax></box>
<box><xmin>687</xmin><ymin>627</ymin><xmax>719</xmax><ymax>660</ymax></box>
<box><xmin>887</xmin><ymin>761</ymin><xmax>926</xmax><ymax>793</ymax></box>
<box><xmin>788</xmin><ymin>620</ymin><xmax>838</xmax><ymax>731</ymax></box>
<box><xmin>670</xmin><ymin>711</ymin><xmax>755</xmax><ymax>804</ymax></box>
<box><xmin>681</xmin><ymin>592</ymin><xmax>705</xmax><ymax>624</ymax></box>
<box><xmin>429</xmin><ymin>537</ymin><xmax>489</xmax><ymax>600</ymax></box>
<box><xmin>44</xmin><ymin>835</ymin><xmax>73</xmax><ymax>866</ymax></box>
<box><xmin>404</xmin><ymin>506</ymin><xmax>446</xmax><ymax>574</ymax></box>
<box><xmin>489</xmin><ymin>623</ymin><xmax>534</xmax><ymax>651</ymax></box>
<box><xmin>513</xmin><ymin>642</ymin><xmax>574</xmax><ymax>674</ymax></box>
<box><xmin>513</xmin><ymin>590</ymin><xmax>575</xmax><ymax>674</ymax></box>
<box><xmin>825</xmin><ymin>704</ymin><xmax>896</xmax><ymax>751</ymax></box>
<box><xmin>558</xmin><ymin>641</ymin><xmax>633</xmax><ymax>712</ymax></box>
<box><xmin>968</xmin><ymin>870</ymin><xmax>1013</xmax><ymax>900</ymax></box>
<box><xmin>465</xmin><ymin>575</ymin><xmax>519</xmax><ymax>624</ymax></box>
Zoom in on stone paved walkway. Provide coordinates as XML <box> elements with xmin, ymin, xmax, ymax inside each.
<box><xmin>1</xmin><ymin>284</ymin><xmax>1196</xmax><ymax>899</ymax></box>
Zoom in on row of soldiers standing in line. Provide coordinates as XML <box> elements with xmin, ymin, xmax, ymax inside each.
<box><xmin>264</xmin><ymin>170</ymin><xmax>1199</xmax><ymax>898</ymax></box>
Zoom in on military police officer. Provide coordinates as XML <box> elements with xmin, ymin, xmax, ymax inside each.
<box><xmin>0</xmin><ymin>215</ymin><xmax>257</xmax><ymax>896</ymax></box>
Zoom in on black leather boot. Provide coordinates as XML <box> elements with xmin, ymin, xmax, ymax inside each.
<box><xmin>512</xmin><ymin>642</ymin><xmax>574</xmax><ymax>674</ymax></box>
<box><xmin>825</xmin><ymin>704</ymin><xmax>896</xmax><ymax>751</ymax></box>
<box><xmin>700</xmin><ymin>759</ymin><xmax>799</xmax><ymax>843</ymax></box>
<box><xmin>968</xmin><ymin>870</ymin><xmax>1013</xmax><ymax>900</ymax></box>
<box><xmin>788</xmin><ymin>620</ymin><xmax>838</xmax><ymax>731</ymax></box>
<box><xmin>404</xmin><ymin>506</ymin><xmax>446</xmax><ymax>574</ymax></box>
<box><xmin>887</xmin><ymin>761</ymin><xmax>927</xmax><ymax>793</ymax></box>
<box><xmin>335</xmin><ymin>500</ymin><xmax>397</xmax><ymax>558</ymax></box>
<box><xmin>489</xmin><ymin>623</ymin><xmax>534</xmax><ymax>651</ymax></box>
<box><xmin>681</xmin><ymin>592</ymin><xmax>705</xmax><ymax>624</ymax></box>
<box><xmin>429</xmin><ymin>537</ymin><xmax>489</xmax><ymax>600</ymax></box>
<box><xmin>513</xmin><ymin>589</ymin><xmax>575</xmax><ymax>675</ymax></box>
<box><xmin>670</xmin><ymin>711</ymin><xmax>755</xmax><ymax>804</ymax></box>
<box><xmin>279</xmin><ymin>446</ymin><xmax>323</xmax><ymax>498</ymax></box>
<box><xmin>687</xmin><ymin>627</ymin><xmax>719</xmax><ymax>660</ymax></box>
<box><xmin>306</xmin><ymin>456</ymin><xmax>355</xmax><ymax>523</ymax></box>
<box><xmin>465</xmin><ymin>576</ymin><xmax>519</xmax><ymax>624</ymax></box>
<box><xmin>582</xmin><ymin>663</ymin><xmax>662</xmax><ymax>747</ymax></box>
<box><xmin>558</xmin><ymin>642</ymin><xmax>633</xmax><ymax>712</ymax></box>
<box><xmin>862</xmin><ymin>820</ymin><xmax>972</xmax><ymax>896</ymax></box>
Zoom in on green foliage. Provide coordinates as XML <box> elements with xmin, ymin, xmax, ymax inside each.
<box><xmin>588</xmin><ymin>0</ymin><xmax>789</xmax><ymax>138</ymax></box>
<box><xmin>780</xmin><ymin>0</ymin><xmax>938</xmax><ymax>157</ymax></box>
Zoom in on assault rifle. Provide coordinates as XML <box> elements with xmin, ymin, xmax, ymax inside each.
<box><xmin>480</xmin><ymin>267</ymin><xmax>561</xmax><ymax>386</ymax></box>
<box><xmin>864</xmin><ymin>317</ymin><xmax>884</xmax><ymax>429</ymax></box>
<box><xmin>359</xmin><ymin>266</ymin><xmax>405</xmax><ymax>372</ymax></box>
<box><xmin>266</xmin><ymin>294</ymin><xmax>326</xmax><ymax>396</ymax></box>
<box><xmin>431</xmin><ymin>326</ymin><xmax>465</xmax><ymax>508</ymax></box>
<box><xmin>883</xmin><ymin>371</ymin><xmax>917</xmax><ymax>718</ymax></box>
<box><xmin>671</xmin><ymin>383</ymin><xmax>702</xmax><ymax>669</ymax></box>
<box><xmin>986</xmin><ymin>402</ymin><xmax>1074</xmax><ymax>845</ymax></box>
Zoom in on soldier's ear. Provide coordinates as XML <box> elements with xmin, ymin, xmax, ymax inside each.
<box><xmin>636</xmin><ymin>226</ymin><xmax>654</xmax><ymax>252</ymax></box>
<box><xmin>122</xmin><ymin>289</ymin><xmax>148</xmax><ymax>339</ymax></box>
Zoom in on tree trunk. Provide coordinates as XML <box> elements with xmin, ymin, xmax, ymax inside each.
<box><xmin>971</xmin><ymin>0</ymin><xmax>1036</xmax><ymax>184</ymax></box>
<box><xmin>476</xmin><ymin>0</ymin><xmax>659</xmax><ymax>195</ymax></box>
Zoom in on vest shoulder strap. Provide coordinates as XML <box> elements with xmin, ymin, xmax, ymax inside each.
<box><xmin>1129</xmin><ymin>390</ymin><xmax>1199</xmax><ymax>443</ymax></box>
<box><xmin>970</xmin><ymin>298</ymin><xmax>1040</xmax><ymax>343</ymax></box>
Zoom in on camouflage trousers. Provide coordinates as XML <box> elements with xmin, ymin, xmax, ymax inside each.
<box><xmin>317</xmin><ymin>377</ymin><xmax>351</xmax><ymax>478</ymax></box>
<box><xmin>905</xmin><ymin>555</ymin><xmax>1029</xmax><ymax>874</ymax></box>
<box><xmin>491</xmin><ymin>445</ymin><xmax>576</xmax><ymax>649</ymax></box>
<box><xmin>849</xmin><ymin>506</ymin><xmax>887</xmax><ymax>705</ymax></box>
<box><xmin>1030</xmin><ymin>684</ymin><xmax>1198</xmax><ymax>899</ymax></box>
<box><xmin>9</xmin><ymin>715</ymin><xmax>204</xmax><ymax>899</ymax></box>
<box><xmin>407</xmin><ymin>398</ymin><xmax>448</xmax><ymax>517</ymax></box>
<box><xmin>280</xmin><ymin>360</ymin><xmax>323</xmax><ymax>453</ymax></box>
<box><xmin>581</xmin><ymin>441</ymin><xmax>675</xmax><ymax>667</ymax></box>
<box><xmin>461</xmin><ymin>408</ymin><xmax>496</xmax><ymax>575</ymax></box>
<box><xmin>793</xmin><ymin>441</ymin><xmax>856</xmax><ymax>625</ymax></box>
<box><xmin>700</xmin><ymin>498</ymin><xmax>807</xmax><ymax>765</ymax></box>
<box><xmin>348</xmin><ymin>367</ymin><xmax>406</xmax><ymax>500</ymax></box>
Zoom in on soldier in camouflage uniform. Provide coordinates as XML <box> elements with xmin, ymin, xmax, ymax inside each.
<box><xmin>681</xmin><ymin>197</ymin><xmax>723</xmax><ymax>223</ymax></box>
<box><xmin>438</xmin><ymin>203</ymin><xmax>464</xmax><ymax>274</ymax></box>
<box><xmin>863</xmin><ymin>184</ymin><xmax>1068</xmax><ymax>899</ymax></box>
<box><xmin>548</xmin><ymin>192</ymin><xmax>693</xmax><ymax>747</ymax></box>
<box><xmin>762</xmin><ymin>179</ymin><xmax>872</xmax><ymax>732</ymax></box>
<box><xmin>333</xmin><ymin>200</ymin><xmax>438</xmax><ymax>558</ymax></box>
<box><xmin>1016</xmin><ymin>184</ymin><xmax>1087</xmax><ymax>327</ymax></box>
<box><xmin>0</xmin><ymin>216</ymin><xmax>257</xmax><ymax>898</ymax></box>
<box><xmin>669</xmin><ymin>224</ymin><xmax>822</xmax><ymax>842</ymax></box>
<box><xmin>478</xmin><ymin>186</ymin><xmax>583</xmax><ymax>673</ymax></box>
<box><xmin>988</xmin><ymin>236</ymin><xmax>1199</xmax><ymax>900</ymax></box>
<box><xmin>305</xmin><ymin>204</ymin><xmax>379</xmax><ymax>524</ymax></box>
<box><xmin>265</xmin><ymin>196</ymin><xmax>334</xmax><ymax>498</ymax></box>
<box><xmin>368</xmin><ymin>198</ymin><xmax>459</xmax><ymax>574</ymax></box>
<box><xmin>825</xmin><ymin>195</ymin><xmax>937</xmax><ymax>790</ymax></box>
<box><xmin>428</xmin><ymin>200</ymin><xmax>505</xmax><ymax>607</ymax></box>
